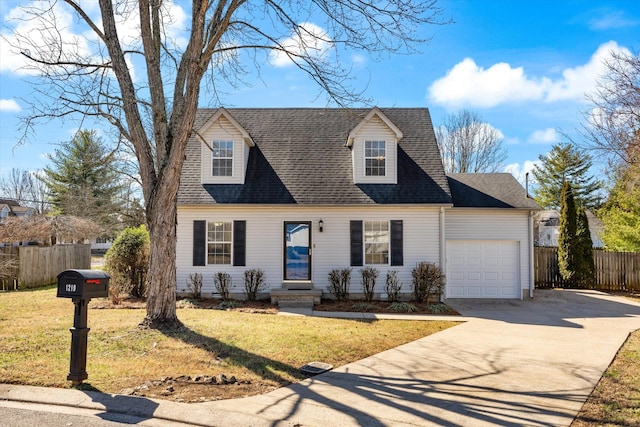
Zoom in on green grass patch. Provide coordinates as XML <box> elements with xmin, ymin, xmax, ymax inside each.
<box><xmin>0</xmin><ymin>286</ymin><xmax>457</xmax><ymax>400</ymax></box>
<box><xmin>571</xmin><ymin>295</ymin><xmax>640</xmax><ymax>426</ymax></box>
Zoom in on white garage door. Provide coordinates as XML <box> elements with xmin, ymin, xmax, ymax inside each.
<box><xmin>446</xmin><ymin>240</ymin><xmax>520</xmax><ymax>299</ymax></box>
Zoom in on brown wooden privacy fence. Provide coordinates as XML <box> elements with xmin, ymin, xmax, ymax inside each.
<box><xmin>535</xmin><ymin>247</ymin><xmax>640</xmax><ymax>291</ymax></box>
<box><xmin>0</xmin><ymin>244</ymin><xmax>91</xmax><ymax>290</ymax></box>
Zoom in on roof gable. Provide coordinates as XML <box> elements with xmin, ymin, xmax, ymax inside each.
<box><xmin>196</xmin><ymin>107</ymin><xmax>254</xmax><ymax>147</ymax></box>
<box><xmin>346</xmin><ymin>107</ymin><xmax>403</xmax><ymax>147</ymax></box>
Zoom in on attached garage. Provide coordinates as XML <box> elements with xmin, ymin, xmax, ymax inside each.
<box><xmin>444</xmin><ymin>174</ymin><xmax>540</xmax><ymax>300</ymax></box>
<box><xmin>446</xmin><ymin>240</ymin><xmax>520</xmax><ymax>298</ymax></box>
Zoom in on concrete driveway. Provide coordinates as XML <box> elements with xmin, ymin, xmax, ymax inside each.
<box><xmin>199</xmin><ymin>289</ymin><xmax>640</xmax><ymax>426</ymax></box>
<box><xmin>2</xmin><ymin>289</ymin><xmax>639</xmax><ymax>426</ymax></box>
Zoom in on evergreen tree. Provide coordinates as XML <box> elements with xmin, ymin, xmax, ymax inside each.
<box><xmin>558</xmin><ymin>181</ymin><xmax>578</xmax><ymax>285</ymax></box>
<box><xmin>40</xmin><ymin>130</ymin><xmax>126</xmax><ymax>235</ymax></box>
<box><xmin>532</xmin><ymin>143</ymin><xmax>603</xmax><ymax>209</ymax></box>
<box><xmin>599</xmin><ymin>165</ymin><xmax>640</xmax><ymax>251</ymax></box>
<box><xmin>574</xmin><ymin>205</ymin><xmax>595</xmax><ymax>287</ymax></box>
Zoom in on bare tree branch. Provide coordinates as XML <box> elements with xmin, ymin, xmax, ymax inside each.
<box><xmin>436</xmin><ymin>110</ymin><xmax>507</xmax><ymax>173</ymax></box>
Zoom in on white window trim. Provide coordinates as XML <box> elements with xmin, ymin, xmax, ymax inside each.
<box><xmin>364</xmin><ymin>220</ymin><xmax>390</xmax><ymax>265</ymax></box>
<box><xmin>207</xmin><ymin>221</ymin><xmax>233</xmax><ymax>265</ymax></box>
<box><xmin>364</xmin><ymin>140</ymin><xmax>387</xmax><ymax>177</ymax></box>
<box><xmin>212</xmin><ymin>140</ymin><xmax>234</xmax><ymax>177</ymax></box>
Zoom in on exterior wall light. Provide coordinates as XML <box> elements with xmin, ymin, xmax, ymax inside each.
<box><xmin>318</xmin><ymin>219</ymin><xmax>324</xmax><ymax>232</ymax></box>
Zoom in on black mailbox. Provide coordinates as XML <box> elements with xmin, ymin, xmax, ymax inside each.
<box><xmin>57</xmin><ymin>269</ymin><xmax>110</xmax><ymax>299</ymax></box>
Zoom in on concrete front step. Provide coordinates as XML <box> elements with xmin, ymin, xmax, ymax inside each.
<box><xmin>277</xmin><ymin>300</ymin><xmax>315</xmax><ymax>309</ymax></box>
<box><xmin>270</xmin><ymin>288</ymin><xmax>322</xmax><ymax>307</ymax></box>
<box><xmin>280</xmin><ymin>281</ymin><xmax>314</xmax><ymax>290</ymax></box>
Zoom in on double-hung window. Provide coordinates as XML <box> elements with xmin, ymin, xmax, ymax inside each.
<box><xmin>193</xmin><ymin>220</ymin><xmax>246</xmax><ymax>267</ymax></box>
<box><xmin>212</xmin><ymin>140</ymin><xmax>233</xmax><ymax>176</ymax></box>
<box><xmin>364</xmin><ymin>140</ymin><xmax>386</xmax><ymax>176</ymax></box>
<box><xmin>350</xmin><ymin>220</ymin><xmax>402</xmax><ymax>267</ymax></box>
<box><xmin>364</xmin><ymin>220</ymin><xmax>389</xmax><ymax>265</ymax></box>
<box><xmin>207</xmin><ymin>221</ymin><xmax>232</xmax><ymax>264</ymax></box>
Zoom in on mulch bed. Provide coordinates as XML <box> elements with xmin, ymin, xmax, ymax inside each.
<box><xmin>91</xmin><ymin>297</ymin><xmax>459</xmax><ymax>315</ymax></box>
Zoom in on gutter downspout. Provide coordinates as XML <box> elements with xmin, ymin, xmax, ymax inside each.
<box><xmin>440</xmin><ymin>207</ymin><xmax>446</xmax><ymax>302</ymax></box>
<box><xmin>529</xmin><ymin>211</ymin><xmax>535</xmax><ymax>299</ymax></box>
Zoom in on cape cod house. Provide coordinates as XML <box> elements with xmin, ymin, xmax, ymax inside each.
<box><xmin>176</xmin><ymin>108</ymin><xmax>540</xmax><ymax>302</ymax></box>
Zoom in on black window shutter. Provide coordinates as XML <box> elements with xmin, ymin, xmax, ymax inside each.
<box><xmin>390</xmin><ymin>220</ymin><xmax>403</xmax><ymax>266</ymax></box>
<box><xmin>193</xmin><ymin>220</ymin><xmax>206</xmax><ymax>266</ymax></box>
<box><xmin>350</xmin><ymin>220</ymin><xmax>363</xmax><ymax>266</ymax></box>
<box><xmin>233</xmin><ymin>220</ymin><xmax>246</xmax><ymax>266</ymax></box>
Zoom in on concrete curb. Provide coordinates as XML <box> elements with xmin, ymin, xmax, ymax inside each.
<box><xmin>0</xmin><ymin>383</ymin><xmax>282</xmax><ymax>427</ymax></box>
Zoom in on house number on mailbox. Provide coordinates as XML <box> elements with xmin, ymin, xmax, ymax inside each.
<box><xmin>65</xmin><ymin>284</ymin><xmax>77</xmax><ymax>292</ymax></box>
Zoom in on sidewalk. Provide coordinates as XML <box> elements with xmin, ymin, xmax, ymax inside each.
<box><xmin>2</xmin><ymin>289</ymin><xmax>640</xmax><ymax>426</ymax></box>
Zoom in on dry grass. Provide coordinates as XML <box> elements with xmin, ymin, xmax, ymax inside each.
<box><xmin>571</xmin><ymin>293</ymin><xmax>640</xmax><ymax>426</ymax></box>
<box><xmin>0</xmin><ymin>286</ymin><xmax>457</xmax><ymax>402</ymax></box>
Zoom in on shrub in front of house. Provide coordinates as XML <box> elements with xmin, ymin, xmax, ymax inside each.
<box><xmin>243</xmin><ymin>269</ymin><xmax>266</xmax><ymax>301</ymax></box>
<box><xmin>411</xmin><ymin>261</ymin><xmax>444</xmax><ymax>303</ymax></box>
<box><xmin>186</xmin><ymin>272</ymin><xmax>203</xmax><ymax>299</ymax></box>
<box><xmin>214</xmin><ymin>272</ymin><xmax>232</xmax><ymax>301</ymax></box>
<box><xmin>105</xmin><ymin>224</ymin><xmax>149</xmax><ymax>301</ymax></box>
<box><xmin>360</xmin><ymin>266</ymin><xmax>379</xmax><ymax>303</ymax></box>
<box><xmin>385</xmin><ymin>269</ymin><xmax>402</xmax><ymax>302</ymax></box>
<box><xmin>327</xmin><ymin>267</ymin><xmax>351</xmax><ymax>301</ymax></box>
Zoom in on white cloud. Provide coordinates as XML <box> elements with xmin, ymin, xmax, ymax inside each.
<box><xmin>1</xmin><ymin>2</ymin><xmax>92</xmax><ymax>76</ymax></box>
<box><xmin>546</xmin><ymin>42</ymin><xmax>630</xmax><ymax>101</ymax></box>
<box><xmin>589</xmin><ymin>10</ymin><xmax>638</xmax><ymax>30</ymax></box>
<box><xmin>528</xmin><ymin>128</ymin><xmax>560</xmax><ymax>144</ymax></box>
<box><xmin>429</xmin><ymin>58</ymin><xmax>548</xmax><ymax>107</ymax></box>
<box><xmin>269</xmin><ymin>22</ymin><xmax>332</xmax><ymax>67</ymax></box>
<box><xmin>505</xmin><ymin>160</ymin><xmax>540</xmax><ymax>187</ymax></box>
<box><xmin>0</xmin><ymin>99</ymin><xmax>20</xmax><ymax>112</ymax></box>
<box><xmin>1</xmin><ymin>1</ymin><xmax>188</xmax><ymax>77</ymax></box>
<box><xmin>428</xmin><ymin>41</ymin><xmax>631</xmax><ymax>108</ymax></box>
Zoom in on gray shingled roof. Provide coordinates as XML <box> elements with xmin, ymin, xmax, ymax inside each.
<box><xmin>178</xmin><ymin>108</ymin><xmax>453</xmax><ymax>205</ymax></box>
<box><xmin>447</xmin><ymin>173</ymin><xmax>540</xmax><ymax>209</ymax></box>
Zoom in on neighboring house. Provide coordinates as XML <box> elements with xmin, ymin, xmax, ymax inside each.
<box><xmin>91</xmin><ymin>237</ymin><xmax>113</xmax><ymax>254</ymax></box>
<box><xmin>176</xmin><ymin>108</ymin><xmax>540</xmax><ymax>301</ymax></box>
<box><xmin>535</xmin><ymin>210</ymin><xmax>604</xmax><ymax>248</ymax></box>
<box><xmin>0</xmin><ymin>198</ymin><xmax>36</xmax><ymax>247</ymax></box>
<box><xmin>0</xmin><ymin>199</ymin><xmax>35</xmax><ymax>219</ymax></box>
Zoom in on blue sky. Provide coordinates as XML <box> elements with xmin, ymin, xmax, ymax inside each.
<box><xmin>1</xmin><ymin>0</ymin><xmax>639</xmax><ymax>186</ymax></box>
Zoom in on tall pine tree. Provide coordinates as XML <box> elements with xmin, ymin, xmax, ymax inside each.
<box><xmin>40</xmin><ymin>130</ymin><xmax>126</xmax><ymax>235</ymax></box>
<box><xmin>558</xmin><ymin>181</ymin><xmax>578</xmax><ymax>285</ymax></box>
<box><xmin>574</xmin><ymin>205</ymin><xmax>595</xmax><ymax>287</ymax></box>
<box><xmin>532</xmin><ymin>143</ymin><xmax>603</xmax><ymax>209</ymax></box>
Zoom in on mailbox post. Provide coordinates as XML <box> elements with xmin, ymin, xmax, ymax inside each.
<box><xmin>57</xmin><ymin>269</ymin><xmax>109</xmax><ymax>386</ymax></box>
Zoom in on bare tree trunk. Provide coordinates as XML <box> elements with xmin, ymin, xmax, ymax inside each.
<box><xmin>140</xmin><ymin>166</ymin><xmax>182</xmax><ymax>329</ymax></box>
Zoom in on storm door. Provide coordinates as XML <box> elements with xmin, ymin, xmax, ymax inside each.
<box><xmin>284</xmin><ymin>222</ymin><xmax>311</xmax><ymax>280</ymax></box>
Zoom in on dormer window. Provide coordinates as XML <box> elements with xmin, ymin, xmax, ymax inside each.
<box><xmin>212</xmin><ymin>140</ymin><xmax>234</xmax><ymax>176</ymax></box>
<box><xmin>365</xmin><ymin>140</ymin><xmax>386</xmax><ymax>176</ymax></box>
<box><xmin>347</xmin><ymin>108</ymin><xmax>402</xmax><ymax>184</ymax></box>
<box><xmin>199</xmin><ymin>108</ymin><xmax>254</xmax><ymax>185</ymax></box>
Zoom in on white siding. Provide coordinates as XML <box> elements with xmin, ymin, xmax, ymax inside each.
<box><xmin>177</xmin><ymin>205</ymin><xmax>441</xmax><ymax>298</ymax></box>
<box><xmin>445</xmin><ymin>209</ymin><xmax>533</xmax><ymax>299</ymax></box>
<box><xmin>200</xmin><ymin>116</ymin><xmax>248</xmax><ymax>184</ymax></box>
<box><xmin>351</xmin><ymin>116</ymin><xmax>398</xmax><ymax>184</ymax></box>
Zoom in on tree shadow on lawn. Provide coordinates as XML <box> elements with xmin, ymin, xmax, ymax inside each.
<box><xmin>159</xmin><ymin>324</ymin><xmax>305</xmax><ymax>388</ymax></box>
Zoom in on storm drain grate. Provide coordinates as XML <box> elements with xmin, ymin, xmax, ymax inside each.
<box><xmin>299</xmin><ymin>361</ymin><xmax>333</xmax><ymax>376</ymax></box>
